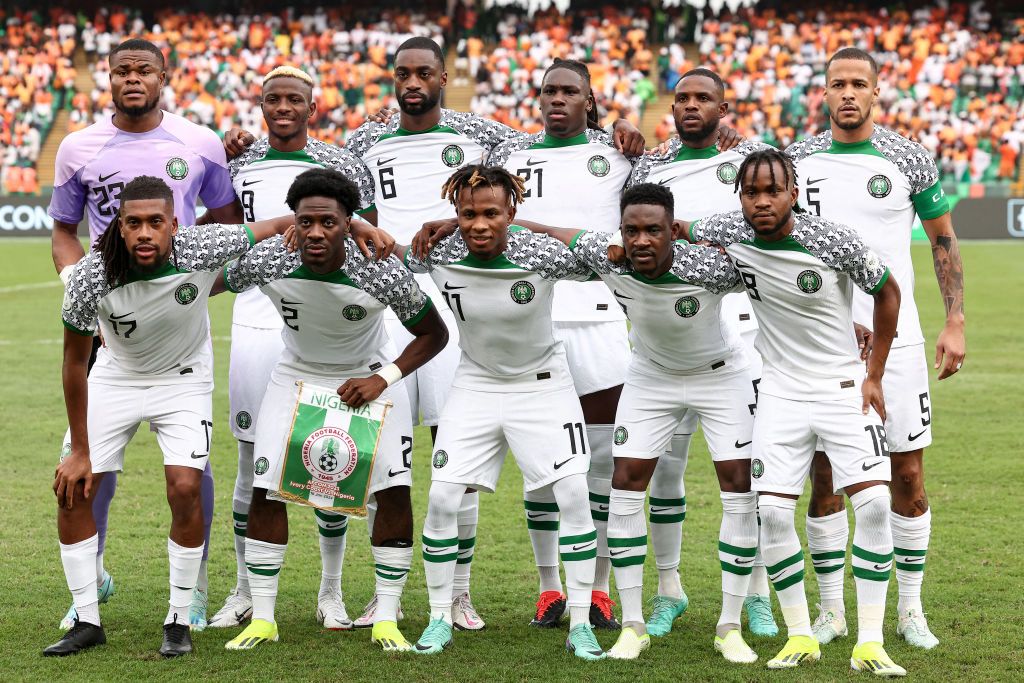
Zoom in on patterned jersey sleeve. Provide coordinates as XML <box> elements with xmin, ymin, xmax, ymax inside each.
<box><xmin>229</xmin><ymin>137</ymin><xmax>269</xmax><ymax>181</ymax></box>
<box><xmin>173</xmin><ymin>223</ymin><xmax>255</xmax><ymax>272</ymax></box>
<box><xmin>344</xmin><ymin>119</ymin><xmax>390</xmax><ymax>158</ymax></box>
<box><xmin>446</xmin><ymin>110</ymin><xmax>526</xmax><ymax>152</ymax></box>
<box><xmin>670</xmin><ymin>242</ymin><xmax>740</xmax><ymax>294</ymax></box>
<box><xmin>223</xmin><ymin>235</ymin><xmax>300</xmax><ymax>292</ymax></box>
<box><xmin>404</xmin><ymin>232</ymin><xmax>469</xmax><ymax>274</ymax></box>
<box><xmin>347</xmin><ymin>244</ymin><xmax>432</xmax><ymax>326</ymax></box>
<box><xmin>688</xmin><ymin>210</ymin><xmax>751</xmax><ymax>246</ymax></box>
<box><xmin>627</xmin><ymin>138</ymin><xmax>679</xmax><ymax>188</ymax></box>
<box><xmin>568</xmin><ymin>230</ymin><xmax>618</xmax><ymax>274</ymax></box>
<box><xmin>798</xmin><ymin>217</ymin><xmax>891</xmax><ymax>294</ymax></box>
<box><xmin>307</xmin><ymin>140</ymin><xmax>376</xmax><ymax>210</ymax></box>
<box><xmin>61</xmin><ymin>252</ymin><xmax>108</xmax><ymax>335</ymax></box>
<box><xmin>485</xmin><ymin>133</ymin><xmax>537</xmax><ymax>168</ymax></box>
<box><xmin>506</xmin><ymin>229</ymin><xmax>592</xmax><ymax>281</ymax></box>
<box><xmin>871</xmin><ymin>128</ymin><xmax>950</xmax><ymax>219</ymax></box>
<box><xmin>785</xmin><ymin>131</ymin><xmax>832</xmax><ymax>161</ymax></box>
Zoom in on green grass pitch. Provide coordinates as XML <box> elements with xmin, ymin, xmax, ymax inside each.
<box><xmin>0</xmin><ymin>238</ymin><xmax>1021</xmax><ymax>681</ymax></box>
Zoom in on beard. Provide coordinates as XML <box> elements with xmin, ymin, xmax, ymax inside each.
<box><xmin>398</xmin><ymin>90</ymin><xmax>441</xmax><ymax>116</ymax></box>
<box><xmin>115</xmin><ymin>93</ymin><xmax>160</xmax><ymax>119</ymax></box>
<box><xmin>677</xmin><ymin>117</ymin><xmax>719</xmax><ymax>143</ymax></box>
<box><xmin>750</xmin><ymin>207</ymin><xmax>793</xmax><ymax>237</ymax></box>
<box><xmin>831</xmin><ymin>106</ymin><xmax>870</xmax><ymax>130</ymax></box>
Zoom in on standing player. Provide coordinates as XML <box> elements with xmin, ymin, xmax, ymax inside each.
<box><xmin>207</xmin><ymin>66</ymin><xmax>379</xmax><ymax>633</ymax></box>
<box><xmin>404</xmin><ymin>166</ymin><xmax>604</xmax><ymax>660</ymax></box>
<box><xmin>485</xmin><ymin>59</ymin><xmax>634</xmax><ymax>629</ymax></box>
<box><xmin>219</xmin><ymin>168</ymin><xmax>448</xmax><ymax>652</ymax></box>
<box><xmin>44</xmin><ymin>176</ymin><xmax>290</xmax><ymax>657</ymax></box>
<box><xmin>787</xmin><ymin>48</ymin><xmax>966</xmax><ymax>649</ymax></box>
<box><xmin>627</xmin><ymin>67</ymin><xmax>778</xmax><ymax>638</ymax></box>
<box><xmin>513</xmin><ymin>183</ymin><xmax>761</xmax><ymax>663</ymax></box>
<box><xmin>47</xmin><ymin>38</ymin><xmax>240</xmax><ymax>631</ymax></box>
<box><xmin>691</xmin><ymin>149</ymin><xmax>906</xmax><ymax>676</ymax></box>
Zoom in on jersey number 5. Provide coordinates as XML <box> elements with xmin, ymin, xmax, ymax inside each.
<box><xmin>805</xmin><ymin>186</ymin><xmax>821</xmax><ymax>216</ymax></box>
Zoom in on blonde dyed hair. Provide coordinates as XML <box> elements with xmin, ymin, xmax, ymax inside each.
<box><xmin>263</xmin><ymin>65</ymin><xmax>314</xmax><ymax>88</ymax></box>
<box><xmin>441</xmin><ymin>164</ymin><xmax>526</xmax><ymax>208</ymax></box>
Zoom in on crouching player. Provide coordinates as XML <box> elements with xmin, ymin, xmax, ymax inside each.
<box><xmin>218</xmin><ymin>168</ymin><xmax>448</xmax><ymax>652</ymax></box>
<box><xmin>404</xmin><ymin>165</ymin><xmax>606</xmax><ymax>660</ymax></box>
<box><xmin>47</xmin><ymin>176</ymin><xmax>292</xmax><ymax>657</ymax></box>
<box><xmin>689</xmin><ymin>148</ymin><xmax>906</xmax><ymax>676</ymax></box>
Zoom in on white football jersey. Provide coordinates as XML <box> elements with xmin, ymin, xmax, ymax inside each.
<box><xmin>787</xmin><ymin>126</ymin><xmax>950</xmax><ymax>348</ymax></box>
<box><xmin>228</xmin><ymin>137</ymin><xmax>375</xmax><ymax>329</ymax></box>
<box><xmin>224</xmin><ymin>235</ymin><xmax>430</xmax><ymax>374</ymax></box>
<box><xmin>406</xmin><ymin>227</ymin><xmax>592</xmax><ymax>391</ymax></box>
<box><xmin>630</xmin><ymin>138</ymin><xmax>771</xmax><ymax>337</ymax></box>
<box><xmin>571</xmin><ymin>230</ymin><xmax>745</xmax><ymax>373</ymax></box>
<box><xmin>62</xmin><ymin>224</ymin><xmax>255</xmax><ymax>385</ymax></box>
<box><xmin>488</xmin><ymin>129</ymin><xmax>632</xmax><ymax>323</ymax></box>
<box><xmin>690</xmin><ymin>211</ymin><xmax>891</xmax><ymax>400</ymax></box>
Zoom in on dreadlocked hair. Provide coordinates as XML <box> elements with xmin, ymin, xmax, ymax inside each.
<box><xmin>95</xmin><ymin>175</ymin><xmax>175</xmax><ymax>288</ymax></box>
<box><xmin>544</xmin><ymin>58</ymin><xmax>602</xmax><ymax>131</ymax></box>
<box><xmin>734</xmin><ymin>148</ymin><xmax>805</xmax><ymax>213</ymax></box>
<box><xmin>441</xmin><ymin>164</ymin><xmax>526</xmax><ymax>208</ymax></box>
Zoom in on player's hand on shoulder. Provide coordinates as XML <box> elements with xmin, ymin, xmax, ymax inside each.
<box><xmin>53</xmin><ymin>448</ymin><xmax>93</xmax><ymax>509</ymax></box>
<box><xmin>282</xmin><ymin>225</ymin><xmax>299</xmax><ymax>252</ymax></box>
<box><xmin>224</xmin><ymin>127</ymin><xmax>256</xmax><ymax>160</ymax></box>
<box><xmin>413</xmin><ymin>218</ymin><xmax>459</xmax><ymax>260</ymax></box>
<box><xmin>612</xmin><ymin>119</ymin><xmax>646</xmax><ymax>156</ymax></box>
<box><xmin>861</xmin><ymin>376</ymin><xmax>886</xmax><ymax>421</ymax></box>
<box><xmin>366</xmin><ymin>107</ymin><xmax>396</xmax><ymax>125</ymax></box>
<box><xmin>649</xmin><ymin>136</ymin><xmax>675</xmax><ymax>156</ymax></box>
<box><xmin>350</xmin><ymin>220</ymin><xmax>395</xmax><ymax>261</ymax></box>
<box><xmin>337</xmin><ymin>376</ymin><xmax>387</xmax><ymax>408</ymax></box>
<box><xmin>854</xmin><ymin>323</ymin><xmax>874</xmax><ymax>361</ymax></box>
<box><xmin>716</xmin><ymin>124</ymin><xmax>745</xmax><ymax>151</ymax></box>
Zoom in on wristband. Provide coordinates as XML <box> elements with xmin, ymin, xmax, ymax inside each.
<box><xmin>375</xmin><ymin>363</ymin><xmax>403</xmax><ymax>388</ymax></box>
<box><xmin>608</xmin><ymin>232</ymin><xmax>624</xmax><ymax>248</ymax></box>
<box><xmin>59</xmin><ymin>265</ymin><xmax>75</xmax><ymax>286</ymax></box>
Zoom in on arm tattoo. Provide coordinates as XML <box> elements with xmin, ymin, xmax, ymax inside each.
<box><xmin>931</xmin><ymin>234</ymin><xmax>965</xmax><ymax>316</ymax></box>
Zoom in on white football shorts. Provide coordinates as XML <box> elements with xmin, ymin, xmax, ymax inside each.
<box><xmin>228</xmin><ymin>324</ymin><xmax>284</xmax><ymax>441</ymax></box>
<box><xmin>553</xmin><ymin>320</ymin><xmax>630</xmax><ymax>397</ymax></box>
<box><xmin>385</xmin><ymin>308</ymin><xmax>460</xmax><ymax>427</ymax></box>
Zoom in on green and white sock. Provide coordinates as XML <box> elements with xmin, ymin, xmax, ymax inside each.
<box><xmin>806</xmin><ymin>508</ymin><xmax>849</xmax><ymax>613</ymax></box>
<box><xmin>422</xmin><ymin>481</ymin><xmax>463</xmax><ymax>624</ymax></box>
<box><xmin>315</xmin><ymin>509</ymin><xmax>347</xmax><ymax>599</ymax></box>
<box><xmin>166</xmin><ymin>538</ymin><xmax>202</xmax><ymax>625</ymax></box>
<box><xmin>524</xmin><ymin>488</ymin><xmax>562</xmax><ymax>594</ymax></box>
<box><xmin>246</xmin><ymin>538</ymin><xmax>286</xmax><ymax>623</ymax></box>
<box><xmin>851</xmin><ymin>486</ymin><xmax>893</xmax><ymax>644</ymax></box>
<box><xmin>608</xmin><ymin>488</ymin><xmax>647</xmax><ymax>625</ymax></box>
<box><xmin>453</xmin><ymin>491</ymin><xmax>478</xmax><ymax>597</ymax></box>
<box><xmin>760</xmin><ymin>496</ymin><xmax>810</xmax><ymax>637</ymax></box>
<box><xmin>650</xmin><ymin>433</ymin><xmax>689</xmax><ymax>599</ymax></box>
<box><xmin>718</xmin><ymin>491</ymin><xmax>757</xmax><ymax>633</ymax></box>
<box><xmin>554</xmin><ymin>474</ymin><xmax>597</xmax><ymax>628</ymax></box>
<box><xmin>232</xmin><ymin>441</ymin><xmax>254</xmax><ymax>596</ymax></box>
<box><xmin>892</xmin><ymin>508</ymin><xmax>930</xmax><ymax>615</ymax></box>
<box><xmin>587</xmin><ymin>425</ymin><xmax>614</xmax><ymax>595</ymax></box>
<box><xmin>373</xmin><ymin>544</ymin><xmax>412</xmax><ymax>623</ymax></box>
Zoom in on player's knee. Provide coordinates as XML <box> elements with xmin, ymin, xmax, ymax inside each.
<box><xmin>891</xmin><ymin>453</ymin><xmax>924</xmax><ymax>492</ymax></box>
<box><xmin>165</xmin><ymin>476</ymin><xmax>201</xmax><ymax>508</ymax></box>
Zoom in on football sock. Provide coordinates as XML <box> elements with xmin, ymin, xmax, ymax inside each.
<box><xmin>717</xmin><ymin>491</ymin><xmax>757</xmax><ymax>636</ymax></box>
<box><xmin>650</xmin><ymin>433</ymin><xmax>689</xmax><ymax>598</ymax></box>
<box><xmin>315</xmin><ymin>510</ymin><xmax>347</xmax><ymax>599</ymax></box>
<box><xmin>892</xmin><ymin>508</ymin><xmax>930</xmax><ymax>615</ymax></box>
<box><xmin>422</xmin><ymin>481</ymin><xmax>464</xmax><ymax>624</ymax></box>
<box><xmin>373</xmin><ymin>544</ymin><xmax>412</xmax><ymax>623</ymax></box>
<box><xmin>587</xmin><ymin>425</ymin><xmax>614</xmax><ymax>595</ymax></box>
<box><xmin>232</xmin><ymin>441</ymin><xmax>254</xmax><ymax>596</ymax></box>
<box><xmin>806</xmin><ymin>508</ymin><xmax>849</xmax><ymax>613</ymax></box>
<box><xmin>608</xmin><ymin>488</ymin><xmax>647</xmax><ymax>626</ymax></box>
<box><xmin>759</xmin><ymin>496</ymin><xmax>811</xmax><ymax>637</ymax></box>
<box><xmin>524</xmin><ymin>487</ymin><xmax>562</xmax><ymax>594</ymax></box>
<box><xmin>166</xmin><ymin>538</ymin><xmax>202</xmax><ymax>625</ymax></box>
<box><xmin>851</xmin><ymin>486</ymin><xmax>893</xmax><ymax>644</ymax></box>
<box><xmin>453</xmin><ymin>491</ymin><xmax>478</xmax><ymax>597</ymax></box>
<box><xmin>61</xmin><ymin>534</ymin><xmax>100</xmax><ymax>626</ymax></box>
<box><xmin>748</xmin><ymin>508</ymin><xmax>770</xmax><ymax>596</ymax></box>
<box><xmin>554</xmin><ymin>473</ymin><xmax>597</xmax><ymax>628</ymax></box>
<box><xmin>246</xmin><ymin>538</ymin><xmax>286</xmax><ymax>623</ymax></box>
<box><xmin>201</xmin><ymin>462</ymin><xmax>214</xmax><ymax>561</ymax></box>
<box><xmin>92</xmin><ymin>472</ymin><xmax>115</xmax><ymax>581</ymax></box>
<box><xmin>196</xmin><ymin>559</ymin><xmax>208</xmax><ymax>594</ymax></box>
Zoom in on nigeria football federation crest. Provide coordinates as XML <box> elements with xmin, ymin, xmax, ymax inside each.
<box><xmin>175</xmin><ymin>283</ymin><xmax>199</xmax><ymax>305</ymax></box>
<box><xmin>613</xmin><ymin>426</ymin><xmax>629</xmax><ymax>445</ymax></box>
<box><xmin>441</xmin><ymin>144</ymin><xmax>465</xmax><ymax>167</ymax></box>
<box><xmin>343</xmin><ymin>305</ymin><xmax>367</xmax><ymax>321</ymax></box>
<box><xmin>716</xmin><ymin>162</ymin><xmax>739</xmax><ymax>184</ymax></box>
<box><xmin>301</xmin><ymin>427</ymin><xmax>359</xmax><ymax>482</ymax></box>
<box><xmin>674</xmin><ymin>296</ymin><xmax>700</xmax><ymax>318</ymax></box>
<box><xmin>254</xmin><ymin>457</ymin><xmax>270</xmax><ymax>475</ymax></box>
<box><xmin>166</xmin><ymin>157</ymin><xmax>189</xmax><ymax>180</ymax></box>
<box><xmin>867</xmin><ymin>174</ymin><xmax>892</xmax><ymax>198</ymax></box>
<box><xmin>587</xmin><ymin>155</ymin><xmax>611</xmax><ymax>177</ymax></box>
<box><xmin>751</xmin><ymin>458</ymin><xmax>764</xmax><ymax>478</ymax></box>
<box><xmin>433</xmin><ymin>450</ymin><xmax>449</xmax><ymax>469</ymax></box>
<box><xmin>510</xmin><ymin>280</ymin><xmax>536</xmax><ymax>304</ymax></box>
<box><xmin>797</xmin><ymin>270</ymin><xmax>823</xmax><ymax>294</ymax></box>
<box><xmin>236</xmin><ymin>411</ymin><xmax>252</xmax><ymax>430</ymax></box>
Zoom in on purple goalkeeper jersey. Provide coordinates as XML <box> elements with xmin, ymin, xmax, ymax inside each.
<box><xmin>48</xmin><ymin>110</ymin><xmax>237</xmax><ymax>245</ymax></box>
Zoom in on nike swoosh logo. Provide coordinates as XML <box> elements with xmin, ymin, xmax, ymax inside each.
<box><xmin>598</xmin><ymin>505</ymin><xmax>609</xmax><ymax>511</ymax></box>
<box><xmin>109</xmin><ymin>312</ymin><xmax>134</xmax><ymax>319</ymax></box>
<box><xmin>98</xmin><ymin>171</ymin><xmax>119</xmax><ymax>183</ymax></box>
<box><xmin>650</xmin><ymin>507</ymin><xmax>672</xmax><ymax>513</ymax></box>
<box><xmin>734</xmin><ymin>558</ymin><xmax>753</xmax><ymax>565</ymax></box>
<box><xmin>190</xmin><ymin>451</ymin><xmax>207</xmax><ymax>459</ymax></box>
<box><xmin>526</xmin><ymin>512</ymin><xmax>547</xmax><ymax>519</ymax></box>
<box><xmin>388</xmin><ymin>468</ymin><xmax>409</xmax><ymax>477</ymax></box>
<box><xmin>768</xmin><ymin>570</ymin><xmax>786</xmax><ymax>581</ymax></box>
<box><xmin>323</xmin><ymin>521</ymin><xmax>346</xmax><ymax>529</ymax></box>
<box><xmin>553</xmin><ymin>457</ymin><xmax>574</xmax><ymax>470</ymax></box>
<box><xmin>443</xmin><ymin>282</ymin><xmax>467</xmax><ymax>291</ymax></box>
<box><xmin>908</xmin><ymin>429</ymin><xmax>927</xmax><ymax>441</ymax></box>
<box><xmin>862</xmin><ymin>460</ymin><xmax>885</xmax><ymax>471</ymax></box>
<box><xmin>873</xmin><ymin>563</ymin><xmax>892</xmax><ymax>570</ymax></box>
<box><xmin>656</xmin><ymin>178</ymin><xmax>671</xmax><ymax>186</ymax></box>
<box><xmin>377</xmin><ymin>157</ymin><xmax>398</xmax><ymax>166</ymax></box>
<box><xmin>612</xmin><ymin>289</ymin><xmax>634</xmax><ymax>300</ymax></box>
<box><xmin>525</xmin><ymin>158</ymin><xmax>546</xmax><ymax>166</ymax></box>
<box><xmin>609</xmin><ymin>549</ymin><xmax>629</xmax><ymax>557</ymax></box>
<box><xmin>734</xmin><ymin>440</ymin><xmax>752</xmax><ymax>448</ymax></box>
<box><xmin>280</xmin><ymin>299</ymin><xmax>302</xmax><ymax>306</ymax></box>
<box><xmin>572</xmin><ymin>542</ymin><xmax>595</xmax><ymax>551</ymax></box>
<box><xmin>242</xmin><ymin>178</ymin><xmax>262</xmax><ymax>186</ymax></box>
<box><xmin>902</xmin><ymin>556</ymin><xmax>924</xmax><ymax>563</ymax></box>
<box><xmin>806</xmin><ymin>178</ymin><xmax>827</xmax><ymax>185</ymax></box>
<box><xmin>423</xmin><ymin>546</ymin><xmax>448</xmax><ymax>554</ymax></box>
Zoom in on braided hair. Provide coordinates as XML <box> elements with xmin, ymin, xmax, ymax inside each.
<box><xmin>95</xmin><ymin>175</ymin><xmax>175</xmax><ymax>288</ymax></box>
<box><xmin>543</xmin><ymin>58</ymin><xmax>602</xmax><ymax>131</ymax></box>
<box><xmin>734</xmin><ymin>148</ymin><xmax>804</xmax><ymax>213</ymax></box>
<box><xmin>441</xmin><ymin>164</ymin><xmax>526</xmax><ymax>209</ymax></box>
